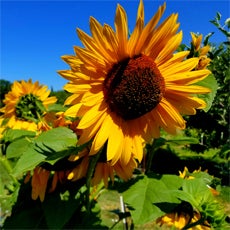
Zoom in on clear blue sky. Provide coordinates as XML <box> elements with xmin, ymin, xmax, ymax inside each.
<box><xmin>1</xmin><ymin>0</ymin><xmax>229</xmax><ymax>91</ymax></box>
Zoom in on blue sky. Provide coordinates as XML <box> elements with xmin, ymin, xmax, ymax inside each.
<box><xmin>1</xmin><ymin>0</ymin><xmax>229</xmax><ymax>91</ymax></box>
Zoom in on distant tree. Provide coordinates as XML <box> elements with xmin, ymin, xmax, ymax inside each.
<box><xmin>0</xmin><ymin>79</ymin><xmax>12</xmax><ymax>108</ymax></box>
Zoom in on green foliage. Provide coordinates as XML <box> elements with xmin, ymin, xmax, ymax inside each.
<box><xmin>0</xmin><ymin>79</ymin><xmax>12</xmax><ymax>108</ymax></box>
<box><xmin>185</xmin><ymin>14</ymin><xmax>230</xmax><ymax>151</ymax></box>
<box><xmin>121</xmin><ymin>175</ymin><xmax>183</xmax><ymax>225</ymax></box>
<box><xmin>0</xmin><ymin>156</ymin><xmax>20</xmax><ymax>226</ymax></box>
<box><xmin>9</xmin><ymin>127</ymin><xmax>78</xmax><ymax>176</ymax></box>
<box><xmin>3</xmin><ymin>182</ymin><xmax>107</xmax><ymax>229</ymax></box>
<box><xmin>50</xmin><ymin>90</ymin><xmax>71</xmax><ymax>105</ymax></box>
<box><xmin>195</xmin><ymin>74</ymin><xmax>218</xmax><ymax>112</ymax></box>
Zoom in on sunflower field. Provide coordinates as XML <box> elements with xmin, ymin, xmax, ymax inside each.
<box><xmin>0</xmin><ymin>1</ymin><xmax>229</xmax><ymax>229</ymax></box>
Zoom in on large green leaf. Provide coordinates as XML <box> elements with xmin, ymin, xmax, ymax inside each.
<box><xmin>6</xmin><ymin>138</ymin><xmax>31</xmax><ymax>159</ymax></box>
<box><xmin>12</xmin><ymin>144</ymin><xmax>47</xmax><ymax>177</ymax></box>
<box><xmin>171</xmin><ymin>178</ymin><xmax>212</xmax><ymax>209</ymax></box>
<box><xmin>195</xmin><ymin>74</ymin><xmax>218</xmax><ymax>112</ymax></box>
<box><xmin>122</xmin><ymin>175</ymin><xmax>182</xmax><ymax>225</ymax></box>
<box><xmin>12</xmin><ymin>127</ymin><xmax>78</xmax><ymax>176</ymax></box>
<box><xmin>3</xmin><ymin>129</ymin><xmax>36</xmax><ymax>142</ymax></box>
<box><xmin>34</xmin><ymin>127</ymin><xmax>77</xmax><ymax>153</ymax></box>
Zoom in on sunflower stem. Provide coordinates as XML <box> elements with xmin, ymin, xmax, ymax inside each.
<box><xmin>85</xmin><ymin>149</ymin><xmax>102</xmax><ymax>214</ymax></box>
<box><xmin>146</xmin><ymin>138</ymin><xmax>166</xmax><ymax>174</ymax></box>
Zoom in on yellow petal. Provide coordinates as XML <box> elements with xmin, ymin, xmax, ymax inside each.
<box><xmin>81</xmin><ymin>91</ymin><xmax>104</xmax><ymax>107</ymax></box>
<box><xmin>74</xmin><ymin>46</ymin><xmax>106</xmax><ymax>68</ymax></box>
<box><xmin>89</xmin><ymin>115</ymin><xmax>113</xmax><ymax>155</ymax></box>
<box><xmin>135</xmin><ymin>3</ymin><xmax>166</xmax><ymax>54</ymax></box>
<box><xmin>115</xmin><ymin>4</ymin><xmax>128</xmax><ymax>59</ymax></box>
<box><xmin>156</xmin><ymin>31</ymin><xmax>183</xmax><ymax>65</ymax></box>
<box><xmin>166</xmin><ymin>84</ymin><xmax>211</xmax><ymax>94</ymax></box>
<box><xmin>159</xmin><ymin>98</ymin><xmax>186</xmax><ymax>129</ymax></box>
<box><xmin>78</xmin><ymin>111</ymin><xmax>107</xmax><ymax>145</ymax></box>
<box><xmin>103</xmin><ymin>24</ymin><xmax>119</xmax><ymax>61</ymax></box>
<box><xmin>107</xmin><ymin>119</ymin><xmax>123</xmax><ymax>165</ymax></box>
<box><xmin>64</xmin><ymin>104</ymin><xmax>82</xmax><ymax>117</ymax></box>
<box><xmin>78</xmin><ymin>101</ymin><xmax>107</xmax><ymax>129</ymax></box>
<box><xmin>146</xmin><ymin>13</ymin><xmax>179</xmax><ymax>59</ymax></box>
<box><xmin>165</xmin><ymin>69</ymin><xmax>211</xmax><ymax>85</ymax></box>
<box><xmin>89</xmin><ymin>17</ymin><xmax>116</xmax><ymax>63</ymax></box>
<box><xmin>160</xmin><ymin>58</ymin><xmax>199</xmax><ymax>77</ymax></box>
<box><xmin>132</xmin><ymin>135</ymin><xmax>144</xmax><ymax>163</ymax></box>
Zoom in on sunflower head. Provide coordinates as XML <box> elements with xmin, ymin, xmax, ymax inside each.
<box><xmin>189</xmin><ymin>32</ymin><xmax>211</xmax><ymax>70</ymax></box>
<box><xmin>0</xmin><ymin>79</ymin><xmax>57</xmax><ymax>131</ymax></box>
<box><xmin>59</xmin><ymin>0</ymin><xmax>211</xmax><ymax>169</ymax></box>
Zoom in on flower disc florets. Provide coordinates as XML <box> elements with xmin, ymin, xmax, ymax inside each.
<box><xmin>15</xmin><ymin>94</ymin><xmax>45</xmax><ymax>122</ymax></box>
<box><xmin>103</xmin><ymin>54</ymin><xmax>165</xmax><ymax>120</ymax></box>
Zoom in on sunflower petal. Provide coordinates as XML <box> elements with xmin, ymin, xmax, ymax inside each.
<box><xmin>166</xmin><ymin>84</ymin><xmax>211</xmax><ymax>94</ymax></box>
<box><xmin>115</xmin><ymin>4</ymin><xmax>128</xmax><ymax>59</ymax></box>
<box><xmin>89</xmin><ymin>115</ymin><xmax>113</xmax><ymax>155</ymax></box>
<box><xmin>78</xmin><ymin>101</ymin><xmax>107</xmax><ymax>129</ymax></box>
<box><xmin>107</xmin><ymin>121</ymin><xmax>123</xmax><ymax>165</ymax></box>
<box><xmin>135</xmin><ymin>3</ymin><xmax>166</xmax><ymax>54</ymax></box>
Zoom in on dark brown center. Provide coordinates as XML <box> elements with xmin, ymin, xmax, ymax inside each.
<box><xmin>103</xmin><ymin>54</ymin><xmax>165</xmax><ymax>120</ymax></box>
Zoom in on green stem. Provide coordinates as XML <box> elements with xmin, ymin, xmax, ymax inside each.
<box><xmin>85</xmin><ymin>149</ymin><xmax>102</xmax><ymax>214</ymax></box>
<box><xmin>146</xmin><ymin>139</ymin><xmax>160</xmax><ymax>174</ymax></box>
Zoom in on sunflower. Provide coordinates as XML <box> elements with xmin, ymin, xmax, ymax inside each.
<box><xmin>190</xmin><ymin>32</ymin><xmax>211</xmax><ymax>70</ymax></box>
<box><xmin>156</xmin><ymin>211</ymin><xmax>211</xmax><ymax>230</ymax></box>
<box><xmin>0</xmin><ymin>79</ymin><xmax>57</xmax><ymax>132</ymax></box>
<box><xmin>59</xmin><ymin>0</ymin><xmax>211</xmax><ymax>167</ymax></box>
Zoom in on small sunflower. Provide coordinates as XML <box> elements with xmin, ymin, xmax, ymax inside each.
<box><xmin>59</xmin><ymin>0</ymin><xmax>211</xmax><ymax>167</ymax></box>
<box><xmin>157</xmin><ymin>211</ymin><xmax>211</xmax><ymax>230</ymax></box>
<box><xmin>190</xmin><ymin>32</ymin><xmax>211</xmax><ymax>70</ymax></box>
<box><xmin>0</xmin><ymin>79</ymin><xmax>57</xmax><ymax>132</ymax></box>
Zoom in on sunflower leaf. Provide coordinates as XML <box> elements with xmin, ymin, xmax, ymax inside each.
<box><xmin>3</xmin><ymin>129</ymin><xmax>36</xmax><ymax>143</ymax></box>
<box><xmin>195</xmin><ymin>74</ymin><xmax>218</xmax><ymax>112</ymax></box>
<box><xmin>122</xmin><ymin>174</ymin><xmax>182</xmax><ymax>225</ymax></box>
<box><xmin>12</xmin><ymin>127</ymin><xmax>78</xmax><ymax>176</ymax></box>
<box><xmin>6</xmin><ymin>138</ymin><xmax>32</xmax><ymax>159</ymax></box>
<box><xmin>12</xmin><ymin>144</ymin><xmax>46</xmax><ymax>177</ymax></box>
<box><xmin>34</xmin><ymin>127</ymin><xmax>77</xmax><ymax>153</ymax></box>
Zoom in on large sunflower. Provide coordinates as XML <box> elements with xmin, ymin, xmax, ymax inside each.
<box><xmin>0</xmin><ymin>79</ymin><xmax>57</xmax><ymax>132</ymax></box>
<box><xmin>59</xmin><ymin>0</ymin><xmax>211</xmax><ymax>166</ymax></box>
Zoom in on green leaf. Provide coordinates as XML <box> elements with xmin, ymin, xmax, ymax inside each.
<box><xmin>159</xmin><ymin>174</ymin><xmax>184</xmax><ymax>190</ymax></box>
<box><xmin>47</xmin><ymin>103</ymin><xmax>67</xmax><ymax>112</ymax></box>
<box><xmin>195</xmin><ymin>74</ymin><xmax>218</xmax><ymax>112</ymax></box>
<box><xmin>203</xmin><ymin>32</ymin><xmax>214</xmax><ymax>46</ymax></box>
<box><xmin>166</xmin><ymin>137</ymin><xmax>199</xmax><ymax>145</ymax></box>
<box><xmin>35</xmin><ymin>127</ymin><xmax>77</xmax><ymax>153</ymax></box>
<box><xmin>122</xmin><ymin>175</ymin><xmax>181</xmax><ymax>225</ymax></box>
<box><xmin>172</xmin><ymin>178</ymin><xmax>212</xmax><ymax>209</ymax></box>
<box><xmin>12</xmin><ymin>127</ymin><xmax>78</xmax><ymax>176</ymax></box>
<box><xmin>12</xmin><ymin>144</ymin><xmax>46</xmax><ymax>177</ymax></box>
<box><xmin>6</xmin><ymin>138</ymin><xmax>31</xmax><ymax>159</ymax></box>
<box><xmin>216</xmin><ymin>12</ymin><xmax>221</xmax><ymax>21</ymax></box>
<box><xmin>0</xmin><ymin>157</ymin><xmax>20</xmax><ymax>226</ymax></box>
<box><xmin>34</xmin><ymin>127</ymin><xmax>79</xmax><ymax>164</ymax></box>
<box><xmin>3</xmin><ymin>129</ymin><xmax>36</xmax><ymax>142</ymax></box>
